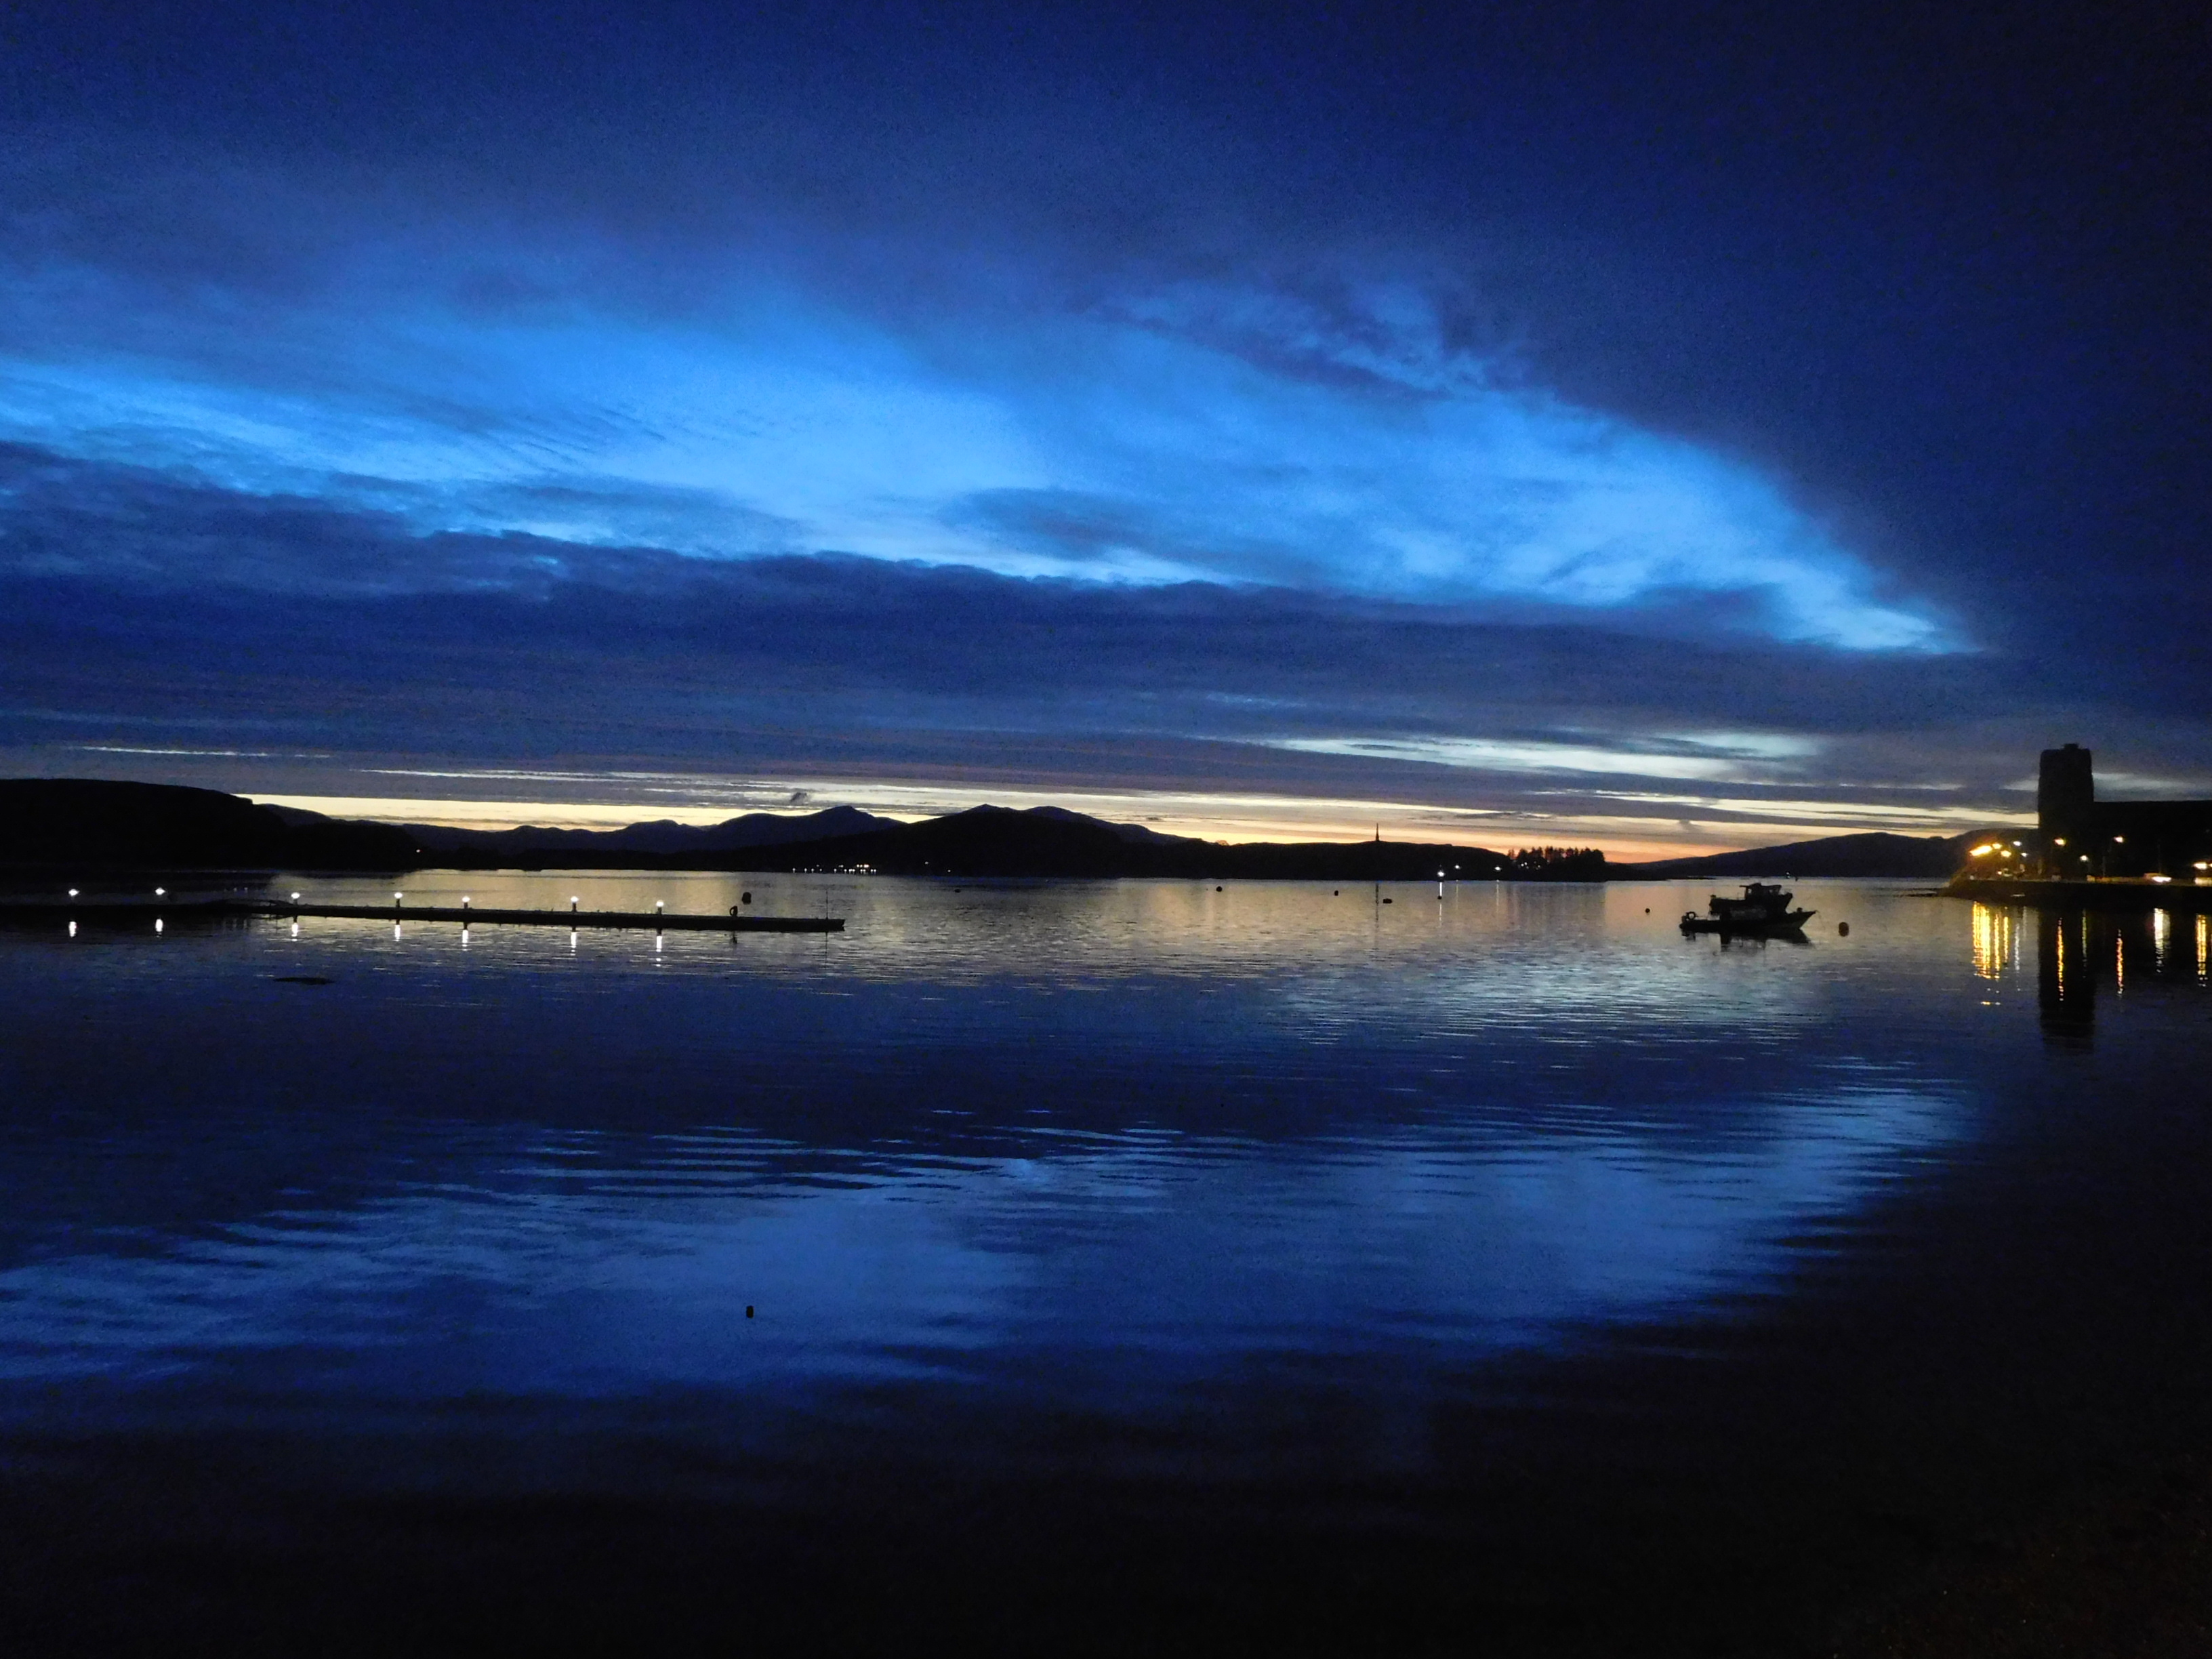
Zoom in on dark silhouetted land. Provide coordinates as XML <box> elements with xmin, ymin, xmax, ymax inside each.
<box><xmin>1613</xmin><ymin>830</ymin><xmax>1982</xmax><ymax>881</ymax></box>
<box><xmin>0</xmin><ymin>779</ymin><xmax>419</xmax><ymax>871</ymax></box>
<box><xmin>3</xmin><ymin>779</ymin><xmax>1996</xmax><ymax>882</ymax></box>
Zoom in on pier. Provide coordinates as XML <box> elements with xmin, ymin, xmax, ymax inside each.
<box><xmin>1947</xmin><ymin>877</ymin><xmax>2212</xmax><ymax>914</ymax></box>
<box><xmin>0</xmin><ymin>901</ymin><xmax>844</xmax><ymax>933</ymax></box>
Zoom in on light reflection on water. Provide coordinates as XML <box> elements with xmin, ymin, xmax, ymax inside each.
<box><xmin>0</xmin><ymin>877</ymin><xmax>2189</xmax><ymax>1474</ymax></box>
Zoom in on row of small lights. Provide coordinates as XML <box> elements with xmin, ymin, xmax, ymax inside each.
<box><xmin>382</xmin><ymin>893</ymin><xmax>664</xmax><ymax>914</ymax></box>
<box><xmin>1974</xmin><ymin>838</ymin><xmax>2212</xmax><ymax>882</ymax></box>
<box><xmin>64</xmin><ymin>888</ymin><xmax>674</xmax><ymax>921</ymax></box>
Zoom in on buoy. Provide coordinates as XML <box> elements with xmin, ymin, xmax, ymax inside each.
<box><xmin>1838</xmin><ymin>922</ymin><xmax>1850</xmax><ymax>937</ymax></box>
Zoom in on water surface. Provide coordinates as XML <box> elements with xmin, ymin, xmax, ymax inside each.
<box><xmin>3</xmin><ymin>876</ymin><xmax>2207</xmax><ymax>1649</ymax></box>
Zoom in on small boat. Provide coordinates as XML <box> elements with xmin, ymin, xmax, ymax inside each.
<box><xmin>1680</xmin><ymin>882</ymin><xmax>1815</xmax><ymax>937</ymax></box>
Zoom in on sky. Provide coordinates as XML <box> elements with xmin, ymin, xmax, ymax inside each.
<box><xmin>2</xmin><ymin>2</ymin><xmax>2207</xmax><ymax>855</ymax></box>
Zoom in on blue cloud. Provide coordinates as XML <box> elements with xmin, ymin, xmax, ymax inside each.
<box><xmin>0</xmin><ymin>159</ymin><xmax>1952</xmax><ymax>652</ymax></box>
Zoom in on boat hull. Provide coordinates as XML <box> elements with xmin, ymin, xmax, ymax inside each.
<box><xmin>1679</xmin><ymin>909</ymin><xmax>1814</xmax><ymax>937</ymax></box>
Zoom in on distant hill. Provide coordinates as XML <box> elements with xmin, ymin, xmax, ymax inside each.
<box><xmin>0</xmin><ymin>780</ymin><xmax>419</xmax><ymax>871</ymax></box>
<box><xmin>1</xmin><ymin>780</ymin><xmax>1591</xmax><ymax>882</ymax></box>
<box><xmin>3</xmin><ymin>779</ymin><xmax>2010</xmax><ymax>884</ymax></box>
<box><xmin>409</xmin><ymin>804</ymin><xmax>901</xmax><ymax>862</ymax></box>
<box><xmin>698</xmin><ymin>804</ymin><xmax>1517</xmax><ymax>881</ymax></box>
<box><xmin>412</xmin><ymin>800</ymin><xmax>1533</xmax><ymax>880</ymax></box>
<box><xmin>1614</xmin><ymin>830</ymin><xmax>1986</xmax><ymax>880</ymax></box>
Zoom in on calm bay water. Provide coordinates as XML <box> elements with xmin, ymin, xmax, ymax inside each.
<box><xmin>2</xmin><ymin>875</ymin><xmax>2208</xmax><ymax>1650</ymax></box>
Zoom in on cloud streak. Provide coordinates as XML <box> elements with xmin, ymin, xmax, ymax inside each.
<box><xmin>0</xmin><ymin>453</ymin><xmax>2149</xmax><ymax>851</ymax></box>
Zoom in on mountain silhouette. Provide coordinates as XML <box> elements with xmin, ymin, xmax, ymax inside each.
<box><xmin>409</xmin><ymin>804</ymin><xmax>900</xmax><ymax>862</ymax></box>
<box><xmin>1614</xmin><ymin>830</ymin><xmax>1982</xmax><ymax>880</ymax></box>
<box><xmin>699</xmin><ymin>804</ymin><xmax>1513</xmax><ymax>880</ymax></box>
<box><xmin>3</xmin><ymin>779</ymin><xmax>1986</xmax><ymax>881</ymax></box>
<box><xmin>0</xmin><ymin>780</ymin><xmax>419</xmax><ymax>871</ymax></box>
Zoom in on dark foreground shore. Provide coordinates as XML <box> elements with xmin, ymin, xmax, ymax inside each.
<box><xmin>0</xmin><ymin>1444</ymin><xmax>2203</xmax><ymax>1657</ymax></box>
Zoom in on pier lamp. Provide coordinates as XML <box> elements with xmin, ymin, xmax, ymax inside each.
<box><xmin>155</xmin><ymin>887</ymin><xmax>165</xmax><ymax>897</ymax></box>
<box><xmin>571</xmin><ymin>895</ymin><xmax>579</xmax><ymax>915</ymax></box>
<box><xmin>462</xmin><ymin>895</ymin><xmax>471</xmax><ymax>915</ymax></box>
<box><xmin>67</xmin><ymin>888</ymin><xmax>77</xmax><ymax>899</ymax></box>
<box><xmin>394</xmin><ymin>891</ymin><xmax>404</xmax><ymax>918</ymax></box>
<box><xmin>655</xmin><ymin>899</ymin><xmax>665</xmax><ymax>914</ymax></box>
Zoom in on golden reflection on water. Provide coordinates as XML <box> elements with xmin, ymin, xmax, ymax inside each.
<box><xmin>1971</xmin><ymin>903</ymin><xmax>2018</xmax><ymax>981</ymax></box>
